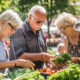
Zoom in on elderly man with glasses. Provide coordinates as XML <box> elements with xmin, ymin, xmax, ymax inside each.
<box><xmin>9</xmin><ymin>5</ymin><xmax>55</xmax><ymax>70</ymax></box>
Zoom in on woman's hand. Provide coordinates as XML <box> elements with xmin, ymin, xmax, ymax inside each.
<box><xmin>46</xmin><ymin>61</ymin><xmax>56</xmax><ymax>69</ymax></box>
<box><xmin>16</xmin><ymin>59</ymin><xmax>35</xmax><ymax>69</ymax></box>
<box><xmin>71</xmin><ymin>57</ymin><xmax>80</xmax><ymax>62</ymax></box>
<box><xmin>56</xmin><ymin>63</ymin><xmax>67</xmax><ymax>68</ymax></box>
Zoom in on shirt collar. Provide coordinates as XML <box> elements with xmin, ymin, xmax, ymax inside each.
<box><xmin>25</xmin><ymin>21</ymin><xmax>41</xmax><ymax>34</ymax></box>
<box><xmin>25</xmin><ymin>21</ymin><xmax>33</xmax><ymax>32</ymax></box>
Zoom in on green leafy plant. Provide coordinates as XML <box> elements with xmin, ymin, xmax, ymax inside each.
<box><xmin>51</xmin><ymin>54</ymin><xmax>72</xmax><ymax>68</ymax></box>
<box><xmin>47</xmin><ymin>63</ymin><xmax>80</xmax><ymax>80</ymax></box>
<box><xmin>6</xmin><ymin>68</ymin><xmax>44</xmax><ymax>80</ymax></box>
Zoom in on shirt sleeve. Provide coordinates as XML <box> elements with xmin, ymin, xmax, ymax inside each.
<box><xmin>9</xmin><ymin>28</ymin><xmax>28</xmax><ymax>60</ymax></box>
<box><xmin>41</xmin><ymin>30</ymin><xmax>47</xmax><ymax>52</ymax></box>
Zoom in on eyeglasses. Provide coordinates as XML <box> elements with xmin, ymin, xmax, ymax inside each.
<box><xmin>8</xmin><ymin>23</ymin><xmax>16</xmax><ymax>31</ymax></box>
<box><xmin>75</xmin><ymin>22</ymin><xmax>80</xmax><ymax>31</ymax></box>
<box><xmin>32</xmin><ymin>16</ymin><xmax>45</xmax><ymax>24</ymax></box>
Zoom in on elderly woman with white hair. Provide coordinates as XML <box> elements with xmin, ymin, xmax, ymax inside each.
<box><xmin>0</xmin><ymin>10</ymin><xmax>35</xmax><ymax>72</ymax></box>
<box><xmin>55</xmin><ymin>12</ymin><xmax>80</xmax><ymax>63</ymax></box>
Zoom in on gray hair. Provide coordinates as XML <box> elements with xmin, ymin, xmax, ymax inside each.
<box><xmin>0</xmin><ymin>9</ymin><xmax>23</xmax><ymax>29</ymax></box>
<box><xmin>55</xmin><ymin>12</ymin><xmax>77</xmax><ymax>28</ymax></box>
<box><xmin>57</xmin><ymin>43</ymin><xmax>65</xmax><ymax>51</ymax></box>
<box><xmin>28</xmin><ymin>5</ymin><xmax>46</xmax><ymax>17</ymax></box>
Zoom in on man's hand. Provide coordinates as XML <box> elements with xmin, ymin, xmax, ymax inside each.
<box><xmin>16</xmin><ymin>59</ymin><xmax>35</xmax><ymax>68</ymax></box>
<box><xmin>41</xmin><ymin>53</ymin><xmax>55</xmax><ymax>62</ymax></box>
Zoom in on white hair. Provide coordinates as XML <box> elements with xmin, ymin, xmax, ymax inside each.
<box><xmin>57</xmin><ymin>43</ymin><xmax>65</xmax><ymax>51</ymax></box>
<box><xmin>0</xmin><ymin>9</ymin><xmax>23</xmax><ymax>29</ymax></box>
<box><xmin>28</xmin><ymin>5</ymin><xmax>46</xmax><ymax>17</ymax></box>
<box><xmin>55</xmin><ymin>12</ymin><xmax>77</xmax><ymax>28</ymax></box>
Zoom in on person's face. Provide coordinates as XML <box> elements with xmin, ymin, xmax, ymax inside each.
<box><xmin>0</xmin><ymin>20</ymin><xmax>16</xmax><ymax>37</ymax></box>
<box><xmin>29</xmin><ymin>12</ymin><xmax>46</xmax><ymax>31</ymax></box>
<box><xmin>58</xmin><ymin>25</ymin><xmax>73</xmax><ymax>37</ymax></box>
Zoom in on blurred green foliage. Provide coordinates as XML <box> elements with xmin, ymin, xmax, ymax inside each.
<box><xmin>1</xmin><ymin>0</ymin><xmax>80</xmax><ymax>20</ymax></box>
<box><xmin>0</xmin><ymin>0</ymin><xmax>11</xmax><ymax>12</ymax></box>
<box><xmin>0</xmin><ymin>0</ymin><xmax>80</xmax><ymax>35</ymax></box>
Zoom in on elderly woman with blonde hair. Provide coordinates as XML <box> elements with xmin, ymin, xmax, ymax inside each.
<box><xmin>0</xmin><ymin>10</ymin><xmax>35</xmax><ymax>72</ymax></box>
<box><xmin>55</xmin><ymin>12</ymin><xmax>80</xmax><ymax>62</ymax></box>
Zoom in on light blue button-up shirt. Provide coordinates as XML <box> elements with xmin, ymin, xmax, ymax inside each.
<box><xmin>0</xmin><ymin>38</ymin><xmax>8</xmax><ymax>73</ymax></box>
<box><xmin>0</xmin><ymin>41</ymin><xmax>7</xmax><ymax>61</ymax></box>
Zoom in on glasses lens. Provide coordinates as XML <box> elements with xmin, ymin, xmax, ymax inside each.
<box><xmin>37</xmin><ymin>21</ymin><xmax>44</xmax><ymax>24</ymax></box>
<box><xmin>75</xmin><ymin>23</ymin><xmax>80</xmax><ymax>31</ymax></box>
<box><xmin>37</xmin><ymin>21</ymin><xmax>41</xmax><ymax>24</ymax></box>
<box><xmin>32</xmin><ymin>16</ymin><xmax>45</xmax><ymax>24</ymax></box>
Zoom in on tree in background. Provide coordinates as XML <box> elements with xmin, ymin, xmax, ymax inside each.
<box><xmin>0</xmin><ymin>0</ymin><xmax>80</xmax><ymax>39</ymax></box>
<box><xmin>15</xmin><ymin>0</ymin><xmax>80</xmax><ymax>39</ymax></box>
<box><xmin>9</xmin><ymin>0</ymin><xmax>39</xmax><ymax>20</ymax></box>
<box><xmin>0</xmin><ymin>0</ymin><xmax>11</xmax><ymax>13</ymax></box>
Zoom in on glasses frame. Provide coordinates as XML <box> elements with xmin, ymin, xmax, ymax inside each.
<box><xmin>74</xmin><ymin>22</ymin><xmax>80</xmax><ymax>31</ymax></box>
<box><xmin>8</xmin><ymin>23</ymin><xmax>16</xmax><ymax>31</ymax></box>
<box><xmin>32</xmin><ymin>16</ymin><xmax>45</xmax><ymax>24</ymax></box>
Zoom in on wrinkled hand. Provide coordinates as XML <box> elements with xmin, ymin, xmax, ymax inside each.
<box><xmin>56</xmin><ymin>63</ymin><xmax>67</xmax><ymax>68</ymax></box>
<box><xmin>71</xmin><ymin>57</ymin><xmax>80</xmax><ymax>62</ymax></box>
<box><xmin>47</xmin><ymin>61</ymin><xmax>66</xmax><ymax>69</ymax></box>
<box><xmin>46</xmin><ymin>61</ymin><xmax>56</xmax><ymax>69</ymax></box>
<box><xmin>41</xmin><ymin>53</ymin><xmax>55</xmax><ymax>62</ymax></box>
<box><xmin>16</xmin><ymin>59</ymin><xmax>35</xmax><ymax>69</ymax></box>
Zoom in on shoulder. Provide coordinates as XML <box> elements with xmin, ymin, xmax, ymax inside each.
<box><xmin>40</xmin><ymin>29</ymin><xmax>46</xmax><ymax>39</ymax></box>
<box><xmin>10</xmin><ymin>28</ymin><xmax>22</xmax><ymax>38</ymax></box>
<box><xmin>40</xmin><ymin>29</ymin><xmax>44</xmax><ymax>36</ymax></box>
<box><xmin>10</xmin><ymin>21</ymin><xmax>28</xmax><ymax>38</ymax></box>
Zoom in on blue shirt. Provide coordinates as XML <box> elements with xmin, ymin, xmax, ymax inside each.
<box><xmin>0</xmin><ymin>38</ymin><xmax>8</xmax><ymax>73</ymax></box>
<box><xmin>0</xmin><ymin>40</ymin><xmax>7</xmax><ymax>61</ymax></box>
